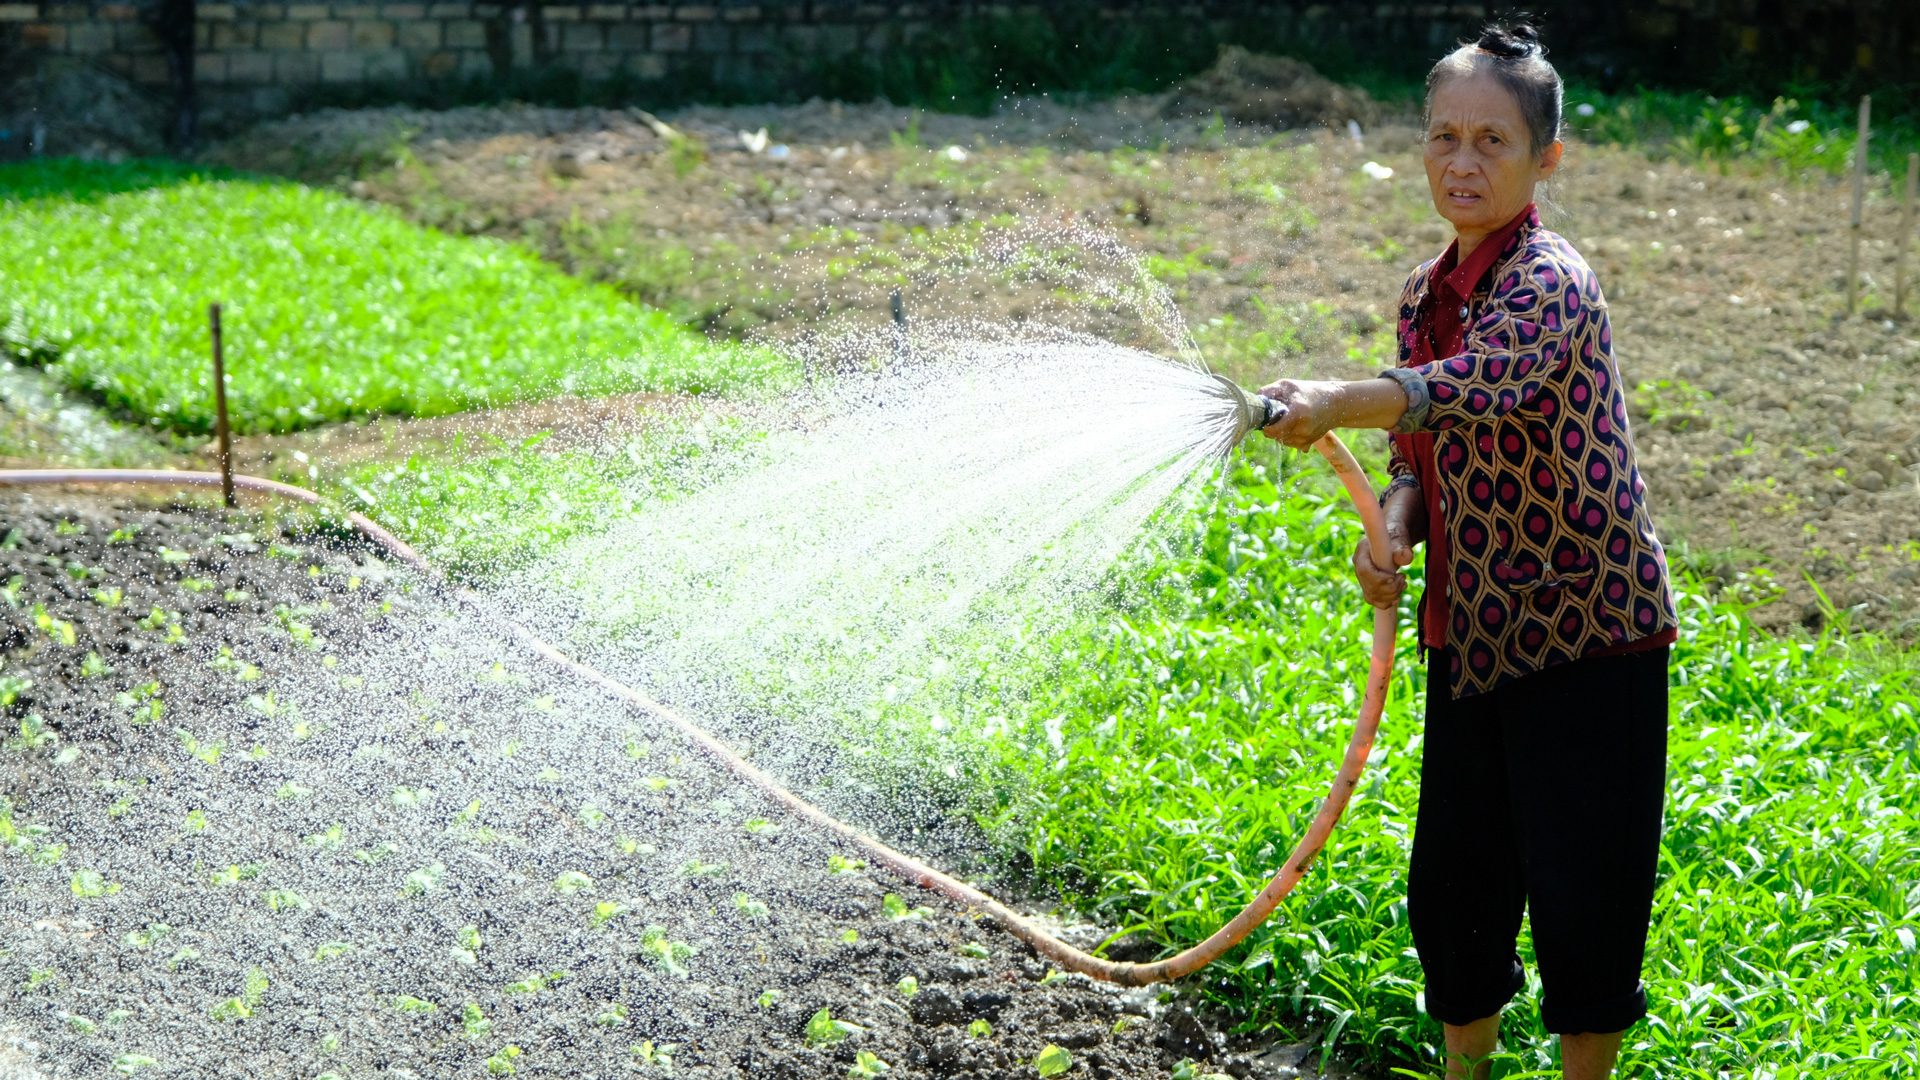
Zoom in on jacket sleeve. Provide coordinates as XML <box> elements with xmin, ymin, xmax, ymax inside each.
<box><xmin>1382</xmin><ymin>434</ymin><xmax>1419</xmax><ymax>504</ymax></box>
<box><xmin>1399</xmin><ymin>249</ymin><xmax>1586</xmax><ymax>432</ymax></box>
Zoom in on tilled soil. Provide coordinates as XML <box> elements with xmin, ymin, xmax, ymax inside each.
<box><xmin>207</xmin><ymin>95</ymin><xmax>1920</xmax><ymax>636</ymax></box>
<box><xmin>0</xmin><ymin>492</ymin><xmax>1352</xmax><ymax>1080</ymax></box>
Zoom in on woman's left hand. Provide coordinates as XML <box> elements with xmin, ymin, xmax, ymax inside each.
<box><xmin>1256</xmin><ymin>379</ymin><xmax>1343</xmax><ymax>449</ymax></box>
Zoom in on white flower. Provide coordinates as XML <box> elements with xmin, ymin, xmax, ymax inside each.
<box><xmin>1786</xmin><ymin>119</ymin><xmax>1811</xmax><ymax>134</ymax></box>
<box><xmin>942</xmin><ymin>145</ymin><xmax>968</xmax><ymax>162</ymax></box>
<box><xmin>738</xmin><ymin>128</ymin><xmax>769</xmax><ymax>153</ymax></box>
<box><xmin>1575</xmin><ymin>103</ymin><xmax>1597</xmax><ymax>117</ymax></box>
<box><xmin>1361</xmin><ymin>161</ymin><xmax>1394</xmax><ymax>180</ymax></box>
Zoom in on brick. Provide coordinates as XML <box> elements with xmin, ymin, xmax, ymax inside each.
<box><xmin>722</xmin><ymin>4</ymin><xmax>758</xmax><ymax>19</ymax></box>
<box><xmin>275</xmin><ymin>50</ymin><xmax>320</xmax><ymax>79</ymax></box>
<box><xmin>633</xmin><ymin>4</ymin><xmax>670</xmax><ymax>16</ymax></box>
<box><xmin>350</xmin><ymin>19</ymin><xmax>394</xmax><ymax>46</ymax></box>
<box><xmin>226</xmin><ymin>49</ymin><xmax>274</xmax><ymax>80</ymax></box>
<box><xmin>443</xmin><ymin>17</ymin><xmax>484</xmax><ymax>46</ymax></box>
<box><xmin>19</xmin><ymin>21</ymin><xmax>57</xmax><ymax>47</ymax></box>
<box><xmin>652</xmin><ymin>21</ymin><xmax>687</xmax><ymax>49</ymax></box>
<box><xmin>381</xmin><ymin>3</ymin><xmax>425</xmax><ymax>16</ymax></box>
<box><xmin>132</xmin><ymin>53</ymin><xmax>169</xmax><ymax>83</ymax></box>
<box><xmin>99</xmin><ymin>3</ymin><xmax>140</xmax><ymax>17</ymax></box>
<box><xmin>626</xmin><ymin>50</ymin><xmax>664</xmax><ymax>77</ymax></box>
<box><xmin>215</xmin><ymin>20</ymin><xmax>257</xmax><ymax>46</ymax></box>
<box><xmin>332</xmin><ymin>4</ymin><xmax>379</xmax><ymax>16</ymax></box>
<box><xmin>420</xmin><ymin>47</ymin><xmax>456</xmax><ymax>74</ymax></box>
<box><xmin>196</xmin><ymin>51</ymin><xmax>228</xmax><ymax>82</ymax></box>
<box><xmin>586</xmin><ymin>4</ymin><xmax>623</xmax><ymax>18</ymax></box>
<box><xmin>397</xmin><ymin>18</ymin><xmax>439</xmax><ymax>46</ymax></box>
<box><xmin>364</xmin><ymin>47</ymin><xmax>404</xmax><ymax>77</ymax></box>
<box><xmin>68</xmin><ymin>21</ymin><xmax>112</xmax><ymax>52</ymax></box>
<box><xmin>252</xmin><ymin>5</ymin><xmax>286</xmax><ymax>18</ymax></box>
<box><xmin>200</xmin><ymin>2</ymin><xmax>237</xmax><ymax>17</ymax></box>
<box><xmin>306</xmin><ymin>19</ymin><xmax>349</xmax><ymax>46</ymax></box>
<box><xmin>319</xmin><ymin>49</ymin><xmax>361</xmax><ymax>80</ymax></box>
<box><xmin>542</xmin><ymin>4</ymin><xmax>579</xmax><ymax>17</ymax></box>
<box><xmin>692</xmin><ymin>22</ymin><xmax>725</xmax><ymax>50</ymax></box>
<box><xmin>675</xmin><ymin>4</ymin><xmax>715</xmax><ymax>18</ymax></box>
<box><xmin>259</xmin><ymin>21</ymin><xmax>306</xmax><ymax>48</ymax></box>
<box><xmin>471</xmin><ymin>3</ymin><xmax>498</xmax><ymax>16</ymax></box>
<box><xmin>559</xmin><ymin>20</ymin><xmax>597</xmax><ymax>48</ymax></box>
<box><xmin>607</xmin><ymin>22</ymin><xmax>644</xmax><ymax>48</ymax></box>
<box><xmin>0</xmin><ymin>4</ymin><xmax>37</xmax><ymax>20</ymax></box>
<box><xmin>426</xmin><ymin>2</ymin><xmax>468</xmax><ymax>15</ymax></box>
<box><xmin>286</xmin><ymin>4</ymin><xmax>330</xmax><ymax>17</ymax></box>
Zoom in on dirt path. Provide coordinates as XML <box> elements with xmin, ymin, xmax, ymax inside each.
<box><xmin>0</xmin><ymin>492</ymin><xmax>1361</xmax><ymax>1080</ymax></box>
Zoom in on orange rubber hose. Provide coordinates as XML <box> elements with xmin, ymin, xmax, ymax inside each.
<box><xmin>0</xmin><ymin>439</ymin><xmax>1395</xmax><ymax>986</ymax></box>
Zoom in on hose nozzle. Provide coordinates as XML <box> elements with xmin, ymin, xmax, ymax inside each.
<box><xmin>1209</xmin><ymin>374</ymin><xmax>1288</xmax><ymax>443</ymax></box>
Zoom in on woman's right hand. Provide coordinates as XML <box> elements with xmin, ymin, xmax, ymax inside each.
<box><xmin>1355</xmin><ymin>486</ymin><xmax>1424</xmax><ymax>609</ymax></box>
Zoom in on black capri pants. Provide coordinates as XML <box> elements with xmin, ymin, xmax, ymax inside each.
<box><xmin>1408</xmin><ymin>645</ymin><xmax>1669</xmax><ymax>1036</ymax></box>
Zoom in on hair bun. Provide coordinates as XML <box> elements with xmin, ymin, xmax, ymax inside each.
<box><xmin>1476</xmin><ymin>21</ymin><xmax>1545</xmax><ymax>60</ymax></box>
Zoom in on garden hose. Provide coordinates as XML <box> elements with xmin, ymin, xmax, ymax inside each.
<box><xmin>0</xmin><ymin>443</ymin><xmax>1396</xmax><ymax>987</ymax></box>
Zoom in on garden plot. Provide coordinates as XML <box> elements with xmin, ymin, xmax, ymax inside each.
<box><xmin>0</xmin><ymin>493</ymin><xmax>1289</xmax><ymax>1080</ymax></box>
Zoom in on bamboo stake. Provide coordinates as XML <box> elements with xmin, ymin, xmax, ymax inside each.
<box><xmin>209</xmin><ymin>303</ymin><xmax>235</xmax><ymax>509</ymax></box>
<box><xmin>1846</xmin><ymin>95</ymin><xmax>1869</xmax><ymax>315</ymax></box>
<box><xmin>1898</xmin><ymin>153</ymin><xmax>1918</xmax><ymax>319</ymax></box>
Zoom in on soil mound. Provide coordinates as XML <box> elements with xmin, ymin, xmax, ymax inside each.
<box><xmin>1161</xmin><ymin>47</ymin><xmax>1377</xmax><ymax>129</ymax></box>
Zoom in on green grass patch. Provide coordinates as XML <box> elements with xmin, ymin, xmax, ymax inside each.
<box><xmin>0</xmin><ymin>160</ymin><xmax>790</xmax><ymax>435</ymax></box>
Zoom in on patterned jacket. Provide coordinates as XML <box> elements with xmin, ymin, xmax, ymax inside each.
<box><xmin>1385</xmin><ymin>207</ymin><xmax>1676</xmax><ymax>699</ymax></box>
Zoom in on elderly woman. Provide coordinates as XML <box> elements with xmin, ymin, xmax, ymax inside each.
<box><xmin>1259</xmin><ymin>23</ymin><xmax>1676</xmax><ymax>1080</ymax></box>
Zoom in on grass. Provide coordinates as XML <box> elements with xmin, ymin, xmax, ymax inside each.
<box><xmin>0</xmin><ymin>161</ymin><xmax>788</xmax><ymax>436</ymax></box>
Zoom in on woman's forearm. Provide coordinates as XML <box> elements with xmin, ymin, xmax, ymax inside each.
<box><xmin>1257</xmin><ymin>377</ymin><xmax>1411</xmax><ymax>449</ymax></box>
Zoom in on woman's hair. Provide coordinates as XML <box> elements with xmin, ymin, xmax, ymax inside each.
<box><xmin>1424</xmin><ymin>20</ymin><xmax>1564</xmax><ymax>159</ymax></box>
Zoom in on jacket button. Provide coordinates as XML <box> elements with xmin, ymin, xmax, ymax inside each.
<box><xmin>1458</xmin><ymin>305</ymin><xmax>1469</xmax><ymax>319</ymax></box>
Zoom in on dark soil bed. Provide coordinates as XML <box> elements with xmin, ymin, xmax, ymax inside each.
<box><xmin>0</xmin><ymin>492</ymin><xmax>1343</xmax><ymax>1080</ymax></box>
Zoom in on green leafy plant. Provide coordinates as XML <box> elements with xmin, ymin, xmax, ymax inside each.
<box><xmin>757</xmin><ymin>989</ymin><xmax>782</xmax><ymax>1009</ymax></box>
<box><xmin>461</xmin><ymin>1002</ymin><xmax>492</xmax><ymax>1039</ymax></box>
<box><xmin>353</xmin><ymin>842</ymin><xmax>399</xmax><ymax>864</ymax></box>
<box><xmin>1034</xmin><ymin>1045</ymin><xmax>1073</xmax><ymax>1077</ymax></box>
<box><xmin>848</xmin><ymin>1051</ymin><xmax>891</xmax><ymax>1077</ymax></box>
<box><xmin>896</xmin><ymin>976</ymin><xmax>918</xmax><ymax>997</ymax></box>
<box><xmin>485</xmin><ymin>1045</ymin><xmax>522</xmax><ymax>1075</ymax></box>
<box><xmin>209</xmin><ymin>967</ymin><xmax>268</xmax><ymax>1021</ymax></box>
<box><xmin>958</xmin><ymin>943</ymin><xmax>990</xmax><ymax>960</ymax></box>
<box><xmin>552</xmin><ymin>870</ymin><xmax>594</xmax><ymax>894</ymax></box>
<box><xmin>631</xmin><ymin>1040</ymin><xmax>676</xmax><ymax>1068</ymax></box>
<box><xmin>594</xmin><ymin>1002</ymin><xmax>629</xmax><ymax>1028</ymax></box>
<box><xmin>679</xmin><ymin>858</ymin><xmax>728</xmax><ymax>877</ymax></box>
<box><xmin>172</xmin><ymin>727</ymin><xmax>221</xmax><ymax>764</ymax></box>
<box><xmin>742</xmin><ymin>817</ymin><xmax>781</xmax><ymax>835</ymax></box>
<box><xmin>312</xmin><ymin>942</ymin><xmax>353</xmax><ymax>962</ymax></box>
<box><xmin>122</xmin><ymin>923</ymin><xmax>172</xmax><ymax>950</ymax></box>
<box><xmin>263</xmin><ymin>888</ymin><xmax>311</xmax><ymax>913</ymax></box>
<box><xmin>8</xmin><ymin>713</ymin><xmax>57</xmax><ymax>750</ymax></box>
<box><xmin>31</xmin><ymin>604</ymin><xmax>75</xmax><ymax>646</ymax></box>
<box><xmin>110</xmin><ymin>1054</ymin><xmax>159</xmax><ymax>1075</ymax></box>
<box><xmin>90</xmin><ymin>587</ymin><xmax>123</xmax><ymax>607</ymax></box>
<box><xmin>392</xmin><ymin>995</ymin><xmax>436</xmax><ymax>1014</ymax></box>
<box><xmin>590</xmin><ymin>901</ymin><xmax>630</xmax><ymax>929</ymax></box>
<box><xmin>733</xmin><ymin>892</ymin><xmax>770</xmax><ymax>920</ymax></box>
<box><xmin>827</xmin><ymin>855</ymin><xmax>866</xmax><ymax>874</ymax></box>
<box><xmin>502</xmin><ymin>971</ymin><xmax>566</xmax><ymax>994</ymax></box>
<box><xmin>401</xmin><ymin>862</ymin><xmax>447</xmax><ymax>897</ymax></box>
<box><xmin>966</xmin><ymin>1019</ymin><xmax>992</xmax><ymax>1039</ymax></box>
<box><xmin>69</xmin><ymin>869</ymin><xmax>118</xmax><ymax>897</ymax></box>
<box><xmin>804</xmin><ymin>1007</ymin><xmax>863</xmax><ymax>1048</ymax></box>
<box><xmin>881</xmin><ymin>893</ymin><xmax>930</xmax><ymax>921</ymax></box>
<box><xmin>637</xmin><ymin>926</ymin><xmax>693</xmax><ymax>978</ymax></box>
<box><xmin>79</xmin><ymin>652</ymin><xmax>110</xmax><ymax>677</ymax></box>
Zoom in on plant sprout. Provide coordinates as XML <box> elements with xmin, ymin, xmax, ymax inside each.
<box><xmin>263</xmin><ymin>888</ymin><xmax>311</xmax><ymax>913</ymax></box>
<box><xmin>639</xmin><ymin>776</ymin><xmax>675</xmax><ymax>791</ymax></box>
<box><xmin>485</xmin><ymin>1046</ymin><xmax>523</xmax><ymax>1076</ymax></box>
<box><xmin>303</xmin><ymin>823</ymin><xmax>345</xmax><ymax>849</ymax></box>
<box><xmin>896</xmin><ymin>976</ymin><xmax>919</xmax><ymax>997</ymax></box>
<box><xmin>804</xmin><ymin>1008</ymin><xmax>863</xmax><ymax>1048</ymax></box>
<box><xmin>967</xmin><ymin>1019</ymin><xmax>992</xmax><ymax>1039</ymax></box>
<box><xmin>743</xmin><ymin>817</ymin><xmax>781</xmax><ymax>835</ymax></box>
<box><xmin>503</xmin><ymin>971</ymin><xmax>566</xmax><ymax>994</ymax></box>
<box><xmin>172</xmin><ymin>728</ymin><xmax>221</xmax><ymax>764</ymax></box>
<box><xmin>590</xmin><ymin>901</ymin><xmax>630</xmax><ymax>929</ymax></box>
<box><xmin>208</xmin><ymin>649</ymin><xmax>260</xmax><ymax>680</ymax></box>
<box><xmin>881</xmin><ymin>894</ymin><xmax>930</xmax><ymax>921</ymax></box>
<box><xmin>122</xmin><ymin>923</ymin><xmax>172</xmax><ymax>950</ymax></box>
<box><xmin>156</xmin><ymin>546</ymin><xmax>191</xmax><ymax>564</ymax></box>
<box><xmin>401</xmin><ymin>862</ymin><xmax>447</xmax><ymax>897</ymax></box>
<box><xmin>180</xmin><ymin>577</ymin><xmax>215</xmax><ymax>592</ymax></box>
<box><xmin>757</xmin><ymin>989</ymin><xmax>782</xmax><ymax>1009</ymax></box>
<box><xmin>209</xmin><ymin>863</ymin><xmax>263</xmax><ymax>886</ymax></box>
<box><xmin>461</xmin><ymin>1002</ymin><xmax>491</xmax><ymax>1039</ymax></box>
<box><xmin>277</xmin><ymin>781</ymin><xmax>314</xmax><ymax>801</ymax></box>
<box><xmin>631</xmin><ymin>1041</ymin><xmax>676</xmax><ymax>1067</ymax></box>
<box><xmin>91</xmin><ymin>587</ymin><xmax>123</xmax><ymax>607</ymax></box>
<box><xmin>1034</xmin><ymin>1045</ymin><xmax>1073</xmax><ymax>1077</ymax></box>
<box><xmin>638</xmin><ymin>926</ymin><xmax>693</xmax><ymax>978</ymax></box>
<box><xmin>246</xmin><ymin>692</ymin><xmax>294</xmax><ymax>719</ymax></box>
<box><xmin>389</xmin><ymin>785</ymin><xmax>430</xmax><ymax>809</ymax></box>
<box><xmin>680</xmin><ymin>858</ymin><xmax>728</xmax><ymax>877</ymax></box>
<box><xmin>70</xmin><ymin>870</ymin><xmax>118</xmax><ymax>897</ymax></box>
<box><xmin>318</xmin><ymin>1032</ymin><xmax>340</xmax><ymax>1054</ymax></box>
<box><xmin>312</xmin><ymin>942</ymin><xmax>352</xmax><ymax>962</ymax></box>
<box><xmin>594</xmin><ymin>1002</ymin><xmax>629</xmax><ymax>1027</ymax></box>
<box><xmin>23</xmin><ymin>968</ymin><xmax>57</xmax><ymax>992</ymax></box>
<box><xmin>166</xmin><ymin>947</ymin><xmax>200</xmax><ymax>970</ymax></box>
<box><xmin>959</xmin><ymin>943</ymin><xmax>990</xmax><ymax>960</ymax></box>
<box><xmin>578</xmin><ymin>803</ymin><xmax>608</xmax><ymax>829</ymax></box>
<box><xmin>80</xmin><ymin>652</ymin><xmax>110</xmax><ymax>677</ymax></box>
<box><xmin>353</xmin><ymin>843</ymin><xmax>399</xmax><ymax>864</ymax></box>
<box><xmin>0</xmin><ymin>674</ymin><xmax>30</xmax><ymax>708</ymax></box>
<box><xmin>849</xmin><ymin>1051</ymin><xmax>891</xmax><ymax>1077</ymax></box>
<box><xmin>224</xmin><ymin>588</ymin><xmax>251</xmax><ymax>602</ymax></box>
<box><xmin>451</xmin><ymin>926</ymin><xmax>483</xmax><ymax>963</ymax></box>
<box><xmin>67</xmin><ymin>1014</ymin><xmax>97</xmax><ymax>1034</ymax></box>
<box><xmin>840</xmin><ymin>928</ymin><xmax>860</xmax><ymax>943</ymax></box>
<box><xmin>107</xmin><ymin>526</ymin><xmax>140</xmax><ymax>544</ymax></box>
<box><xmin>110</xmin><ymin>1054</ymin><xmax>158</xmax><ymax>1075</ymax></box>
<box><xmin>31</xmin><ymin>604</ymin><xmax>76</xmax><ymax>646</ymax></box>
<box><xmin>623</xmin><ymin>732</ymin><xmax>649</xmax><ymax>758</ymax></box>
<box><xmin>1039</xmin><ymin>969</ymin><xmax>1069</xmax><ymax>985</ymax></box>
<box><xmin>733</xmin><ymin>892</ymin><xmax>770</xmax><ymax>920</ymax></box>
<box><xmin>392</xmin><ymin>995</ymin><xmax>436</xmax><ymax>1014</ymax></box>
<box><xmin>184</xmin><ymin>809</ymin><xmax>208</xmax><ymax>833</ymax></box>
<box><xmin>7</xmin><ymin>714</ymin><xmax>56</xmax><ymax>751</ymax></box>
<box><xmin>553</xmin><ymin>870</ymin><xmax>594</xmax><ymax>894</ymax></box>
<box><xmin>209</xmin><ymin>967</ymin><xmax>269</xmax><ymax>1020</ymax></box>
<box><xmin>827</xmin><ymin>855</ymin><xmax>866</xmax><ymax>874</ymax></box>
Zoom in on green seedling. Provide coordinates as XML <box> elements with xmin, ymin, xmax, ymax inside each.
<box><xmin>0</xmin><ymin>574</ymin><xmax>21</xmax><ymax>607</ymax></box>
<box><xmin>318</xmin><ymin>1032</ymin><xmax>340</xmax><ymax>1053</ymax></box>
<box><xmin>172</xmin><ymin>727</ymin><xmax>221</xmax><ymax>764</ymax></box>
<box><xmin>461</xmin><ymin>1002</ymin><xmax>492</xmax><ymax>1039</ymax></box>
<box><xmin>594</xmin><ymin>1002</ymin><xmax>629</xmax><ymax>1027</ymax></box>
<box><xmin>208</xmin><ymin>649</ymin><xmax>260</xmax><ymax>680</ymax></box>
<box><xmin>828</xmin><ymin>855</ymin><xmax>866</xmax><ymax>874</ymax></box>
<box><xmin>8</xmin><ymin>714</ymin><xmax>57</xmax><ymax>749</ymax></box>
<box><xmin>849</xmin><ymin>1052</ymin><xmax>891</xmax><ymax>1078</ymax></box>
<box><xmin>122</xmin><ymin>923</ymin><xmax>172</xmax><ymax>950</ymax></box>
<box><xmin>638</xmin><ymin>926</ymin><xmax>693</xmax><ymax>978</ymax></box>
<box><xmin>390</xmin><ymin>785</ymin><xmax>429</xmax><ymax>809</ymax></box>
<box><xmin>55</xmin><ymin>520</ymin><xmax>83</xmax><ymax>535</ymax></box>
<box><xmin>1039</xmin><ymin>969</ymin><xmax>1070</xmax><ymax>986</ymax></box>
<box><xmin>246</xmin><ymin>692</ymin><xmax>293</xmax><ymax>718</ymax></box>
<box><xmin>209</xmin><ymin>967</ymin><xmax>268</xmax><ymax>1021</ymax></box>
<box><xmin>577</xmin><ymin>803</ymin><xmax>608</xmax><ymax>829</ymax></box>
<box><xmin>106</xmin><ymin>1010</ymin><xmax>132</xmax><ymax>1025</ymax></box>
<box><xmin>156</xmin><ymin>546</ymin><xmax>191</xmax><ymax>564</ymax></box>
<box><xmin>0</xmin><ymin>674</ymin><xmax>30</xmax><ymax>707</ymax></box>
<box><xmin>184</xmin><ymin>809</ymin><xmax>208</xmax><ymax>832</ymax></box>
<box><xmin>91</xmin><ymin>587</ymin><xmax>123</xmax><ymax>607</ymax></box>
<box><xmin>354</xmin><ymin>842</ymin><xmax>400</xmax><ymax>864</ymax></box>
<box><xmin>70</xmin><ymin>869</ymin><xmax>118</xmax><ymax>897</ymax></box>
<box><xmin>624</xmin><ymin>733</ymin><xmax>649</xmax><ymax>758</ymax></box>
<box><xmin>451</xmin><ymin>924</ymin><xmax>483</xmax><ymax>964</ymax></box>
<box><xmin>535</xmin><ymin>767</ymin><xmax>561</xmax><ymax>782</ymax></box>
<box><xmin>401</xmin><ymin>863</ymin><xmax>447</xmax><ymax>897</ymax></box>
<box><xmin>882</xmin><ymin>894</ymin><xmax>930</xmax><ymax>921</ymax></box>
<box><xmin>277</xmin><ymin>782</ymin><xmax>313</xmax><ymax>801</ymax></box>
<box><xmin>209</xmin><ymin>863</ymin><xmax>263</xmax><ymax>886</ymax></box>
<box><xmin>805</xmin><ymin>1008</ymin><xmax>863</xmax><ymax>1048</ymax></box>
<box><xmin>224</xmin><ymin>588</ymin><xmax>251</xmax><ymax>602</ymax></box>
<box><xmin>64</xmin><ymin>560</ymin><xmax>98</xmax><ymax>580</ymax></box>
<box><xmin>486</xmin><ymin>1046</ymin><xmax>524</xmax><ymax>1076</ymax></box>
<box><xmin>590</xmin><ymin>901</ymin><xmax>629</xmax><ymax>928</ymax></box>
<box><xmin>757</xmin><ymin>989</ymin><xmax>782</xmax><ymax>1008</ymax></box>
<box><xmin>392</xmin><ymin>995</ymin><xmax>436</xmax><ymax>1014</ymax></box>
<box><xmin>303</xmin><ymin>823</ymin><xmax>345</xmax><ymax>849</ymax></box>
<box><xmin>263</xmin><ymin>888</ymin><xmax>311</xmax><ymax>913</ymax></box>
<box><xmin>743</xmin><ymin>817</ymin><xmax>781</xmax><ymax>835</ymax></box>
<box><xmin>840</xmin><ymin>928</ymin><xmax>860</xmax><ymax>944</ymax></box>
<box><xmin>135</xmin><ymin>607</ymin><xmax>169</xmax><ymax>630</ymax></box>
<box><xmin>180</xmin><ymin>577</ymin><xmax>215</xmax><ymax>592</ymax></box>
<box><xmin>896</xmin><ymin>976</ymin><xmax>919</xmax><ymax>997</ymax></box>
<box><xmin>614</xmin><ymin>835</ymin><xmax>645</xmax><ymax>855</ymax></box>
<box><xmin>0</xmin><ymin>530</ymin><xmax>17</xmax><ymax>550</ymax></box>
<box><xmin>23</xmin><ymin>968</ymin><xmax>58</xmax><ymax>992</ymax></box>
<box><xmin>164</xmin><ymin>945</ymin><xmax>200</xmax><ymax>970</ymax></box>
<box><xmin>959</xmin><ymin>943</ymin><xmax>990</xmax><ymax>960</ymax></box>
<box><xmin>476</xmin><ymin>661</ymin><xmax>526</xmax><ymax>685</ymax></box>
<box><xmin>631</xmin><ymin>1041</ymin><xmax>676</xmax><ymax>1067</ymax></box>
<box><xmin>67</xmin><ymin>1015</ymin><xmax>97</xmax><ymax>1034</ymax></box>
<box><xmin>51</xmin><ymin>746</ymin><xmax>79</xmax><ymax>765</ymax></box>
<box><xmin>29</xmin><ymin>842</ymin><xmax>63</xmax><ymax>865</ymax></box>
<box><xmin>553</xmin><ymin>870</ymin><xmax>594</xmax><ymax>894</ymax></box>
<box><xmin>967</xmin><ymin>1019</ymin><xmax>992</xmax><ymax>1039</ymax></box>
<box><xmin>116</xmin><ymin>682</ymin><xmax>163</xmax><ymax>725</ymax></box>
<box><xmin>503</xmin><ymin>971</ymin><xmax>567</xmax><ymax>994</ymax></box>
<box><xmin>271</xmin><ymin>604</ymin><xmax>319</xmax><ymax>648</ymax></box>
<box><xmin>111</xmin><ymin>1054</ymin><xmax>158</xmax><ymax>1075</ymax></box>
<box><xmin>733</xmin><ymin>892</ymin><xmax>770</xmax><ymax>920</ymax></box>
<box><xmin>1111</xmin><ymin>1016</ymin><xmax>1132</xmax><ymax>1035</ymax></box>
<box><xmin>681</xmin><ymin>858</ymin><xmax>728</xmax><ymax>877</ymax></box>
<box><xmin>32</xmin><ymin>605</ymin><xmax>76</xmax><ymax>646</ymax></box>
<box><xmin>1034</xmin><ymin>1045</ymin><xmax>1073</xmax><ymax>1077</ymax></box>
<box><xmin>80</xmin><ymin>652</ymin><xmax>110</xmax><ymax>677</ymax></box>
<box><xmin>107</xmin><ymin>526</ymin><xmax>140</xmax><ymax>544</ymax></box>
<box><xmin>313</xmin><ymin>942</ymin><xmax>353</xmax><ymax>962</ymax></box>
<box><xmin>639</xmin><ymin>776</ymin><xmax>675</xmax><ymax>791</ymax></box>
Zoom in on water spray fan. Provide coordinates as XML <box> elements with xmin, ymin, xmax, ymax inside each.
<box><xmin>0</xmin><ymin>384</ymin><xmax>1395</xmax><ymax>988</ymax></box>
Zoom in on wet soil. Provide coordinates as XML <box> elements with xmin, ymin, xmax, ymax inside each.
<box><xmin>0</xmin><ymin>492</ymin><xmax>1357</xmax><ymax>1080</ymax></box>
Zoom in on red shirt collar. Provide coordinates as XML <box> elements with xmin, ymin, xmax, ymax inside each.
<box><xmin>1433</xmin><ymin>203</ymin><xmax>1538</xmax><ymax>300</ymax></box>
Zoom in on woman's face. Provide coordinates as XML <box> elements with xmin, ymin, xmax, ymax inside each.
<box><xmin>1424</xmin><ymin>72</ymin><xmax>1562</xmax><ymax>239</ymax></box>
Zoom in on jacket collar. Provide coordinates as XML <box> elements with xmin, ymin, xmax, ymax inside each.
<box><xmin>1435</xmin><ymin>203</ymin><xmax>1538</xmax><ymax>300</ymax></box>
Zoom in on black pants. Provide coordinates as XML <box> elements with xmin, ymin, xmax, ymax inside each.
<box><xmin>1408</xmin><ymin>646</ymin><xmax>1669</xmax><ymax>1036</ymax></box>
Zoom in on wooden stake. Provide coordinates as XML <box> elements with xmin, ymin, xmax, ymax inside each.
<box><xmin>1846</xmin><ymin>95</ymin><xmax>1869</xmax><ymax>315</ymax></box>
<box><xmin>209</xmin><ymin>303</ymin><xmax>235</xmax><ymax>509</ymax></box>
<box><xmin>1898</xmin><ymin>152</ymin><xmax>1918</xmax><ymax>318</ymax></box>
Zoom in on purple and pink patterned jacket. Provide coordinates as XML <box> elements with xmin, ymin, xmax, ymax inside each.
<box><xmin>1384</xmin><ymin>205</ymin><xmax>1677</xmax><ymax>700</ymax></box>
